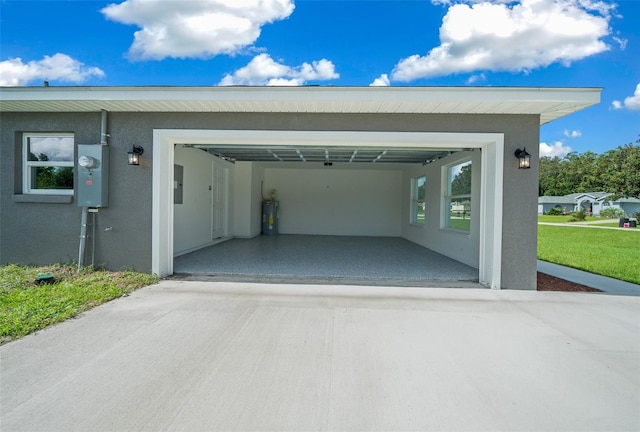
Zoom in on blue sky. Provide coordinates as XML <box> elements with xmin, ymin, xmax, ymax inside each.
<box><xmin>1</xmin><ymin>0</ymin><xmax>638</xmax><ymax>155</ymax></box>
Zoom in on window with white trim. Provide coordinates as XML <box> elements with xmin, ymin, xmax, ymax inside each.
<box><xmin>410</xmin><ymin>176</ymin><xmax>426</xmax><ymax>225</ymax></box>
<box><xmin>23</xmin><ymin>133</ymin><xmax>74</xmax><ymax>195</ymax></box>
<box><xmin>444</xmin><ymin>160</ymin><xmax>472</xmax><ymax>231</ymax></box>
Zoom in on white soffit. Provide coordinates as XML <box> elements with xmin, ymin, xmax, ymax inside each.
<box><xmin>0</xmin><ymin>86</ymin><xmax>601</xmax><ymax>125</ymax></box>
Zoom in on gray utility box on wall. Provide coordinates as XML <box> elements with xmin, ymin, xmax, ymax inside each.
<box><xmin>77</xmin><ymin>144</ymin><xmax>109</xmax><ymax>207</ymax></box>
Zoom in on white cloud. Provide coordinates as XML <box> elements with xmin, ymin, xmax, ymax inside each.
<box><xmin>540</xmin><ymin>141</ymin><xmax>572</xmax><ymax>158</ymax></box>
<box><xmin>370</xmin><ymin>74</ymin><xmax>390</xmax><ymax>86</ymax></box>
<box><xmin>467</xmin><ymin>73</ymin><xmax>486</xmax><ymax>84</ymax></box>
<box><xmin>30</xmin><ymin>137</ymin><xmax>74</xmax><ymax>161</ymax></box>
<box><xmin>392</xmin><ymin>0</ymin><xmax>613</xmax><ymax>81</ymax></box>
<box><xmin>563</xmin><ymin>129</ymin><xmax>582</xmax><ymax>138</ymax></box>
<box><xmin>613</xmin><ymin>36</ymin><xmax>627</xmax><ymax>50</ymax></box>
<box><xmin>611</xmin><ymin>83</ymin><xmax>640</xmax><ymax>111</ymax></box>
<box><xmin>218</xmin><ymin>53</ymin><xmax>339</xmax><ymax>86</ymax></box>
<box><xmin>102</xmin><ymin>0</ymin><xmax>295</xmax><ymax>60</ymax></box>
<box><xmin>0</xmin><ymin>53</ymin><xmax>105</xmax><ymax>86</ymax></box>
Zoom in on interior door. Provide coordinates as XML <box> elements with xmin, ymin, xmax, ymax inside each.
<box><xmin>211</xmin><ymin>163</ymin><xmax>227</xmax><ymax>239</ymax></box>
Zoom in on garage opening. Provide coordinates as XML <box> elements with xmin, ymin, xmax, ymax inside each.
<box><xmin>153</xmin><ymin>130</ymin><xmax>504</xmax><ymax>288</ymax></box>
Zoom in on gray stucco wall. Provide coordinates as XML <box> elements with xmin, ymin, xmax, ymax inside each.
<box><xmin>1</xmin><ymin>111</ymin><xmax>539</xmax><ymax>289</ymax></box>
<box><xmin>499</xmin><ymin>117</ymin><xmax>540</xmax><ymax>290</ymax></box>
<box><xmin>1</xmin><ymin>113</ymin><xmax>109</xmax><ymax>266</ymax></box>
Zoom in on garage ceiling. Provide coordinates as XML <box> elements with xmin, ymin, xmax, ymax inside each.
<box><xmin>192</xmin><ymin>145</ymin><xmax>458</xmax><ymax>164</ymax></box>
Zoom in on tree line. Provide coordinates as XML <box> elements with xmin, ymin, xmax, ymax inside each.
<box><xmin>29</xmin><ymin>152</ymin><xmax>73</xmax><ymax>190</ymax></box>
<box><xmin>539</xmin><ymin>137</ymin><xmax>640</xmax><ymax>199</ymax></box>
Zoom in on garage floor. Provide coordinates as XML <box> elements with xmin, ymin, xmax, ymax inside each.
<box><xmin>173</xmin><ymin>235</ymin><xmax>479</xmax><ymax>286</ymax></box>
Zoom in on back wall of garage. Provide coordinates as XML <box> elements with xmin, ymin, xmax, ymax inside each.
<box><xmin>263</xmin><ymin>165</ymin><xmax>402</xmax><ymax>236</ymax></box>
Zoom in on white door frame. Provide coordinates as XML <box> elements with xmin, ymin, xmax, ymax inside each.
<box><xmin>153</xmin><ymin>129</ymin><xmax>504</xmax><ymax>288</ymax></box>
<box><xmin>211</xmin><ymin>161</ymin><xmax>228</xmax><ymax>240</ymax></box>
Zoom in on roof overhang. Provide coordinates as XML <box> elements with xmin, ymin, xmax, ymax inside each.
<box><xmin>0</xmin><ymin>86</ymin><xmax>601</xmax><ymax>125</ymax></box>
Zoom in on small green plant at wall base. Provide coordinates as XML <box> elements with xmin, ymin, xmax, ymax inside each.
<box><xmin>0</xmin><ymin>264</ymin><xmax>157</xmax><ymax>345</ymax></box>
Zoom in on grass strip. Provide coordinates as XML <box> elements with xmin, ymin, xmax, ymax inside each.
<box><xmin>538</xmin><ymin>225</ymin><xmax>640</xmax><ymax>285</ymax></box>
<box><xmin>537</xmin><ymin>215</ymin><xmax>609</xmax><ymax>223</ymax></box>
<box><xmin>449</xmin><ymin>219</ymin><xmax>471</xmax><ymax>231</ymax></box>
<box><xmin>0</xmin><ymin>264</ymin><xmax>157</xmax><ymax>345</ymax></box>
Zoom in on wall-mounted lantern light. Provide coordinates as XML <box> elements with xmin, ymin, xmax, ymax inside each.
<box><xmin>514</xmin><ymin>148</ymin><xmax>531</xmax><ymax>169</ymax></box>
<box><xmin>128</xmin><ymin>145</ymin><xmax>144</xmax><ymax>166</ymax></box>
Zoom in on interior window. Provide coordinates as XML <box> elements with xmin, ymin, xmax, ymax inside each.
<box><xmin>23</xmin><ymin>133</ymin><xmax>74</xmax><ymax>195</ymax></box>
<box><xmin>445</xmin><ymin>161</ymin><xmax>472</xmax><ymax>231</ymax></box>
<box><xmin>411</xmin><ymin>176</ymin><xmax>426</xmax><ymax>225</ymax></box>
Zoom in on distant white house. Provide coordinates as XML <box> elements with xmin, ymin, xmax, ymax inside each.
<box><xmin>538</xmin><ymin>192</ymin><xmax>640</xmax><ymax>216</ymax></box>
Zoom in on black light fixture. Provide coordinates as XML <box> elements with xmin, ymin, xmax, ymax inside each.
<box><xmin>514</xmin><ymin>147</ymin><xmax>531</xmax><ymax>169</ymax></box>
<box><xmin>128</xmin><ymin>145</ymin><xmax>144</xmax><ymax>165</ymax></box>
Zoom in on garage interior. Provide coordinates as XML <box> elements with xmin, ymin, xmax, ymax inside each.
<box><xmin>171</xmin><ymin>142</ymin><xmax>481</xmax><ymax>285</ymax></box>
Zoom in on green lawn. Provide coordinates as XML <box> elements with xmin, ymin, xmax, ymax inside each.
<box><xmin>0</xmin><ymin>264</ymin><xmax>157</xmax><ymax>344</ymax></box>
<box><xmin>598</xmin><ymin>222</ymin><xmax>629</xmax><ymax>228</ymax></box>
<box><xmin>449</xmin><ymin>218</ymin><xmax>471</xmax><ymax>231</ymax></box>
<box><xmin>538</xmin><ymin>225</ymin><xmax>640</xmax><ymax>285</ymax></box>
<box><xmin>537</xmin><ymin>215</ymin><xmax>609</xmax><ymax>223</ymax></box>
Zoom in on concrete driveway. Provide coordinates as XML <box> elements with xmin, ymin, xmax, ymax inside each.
<box><xmin>2</xmin><ymin>281</ymin><xmax>639</xmax><ymax>431</ymax></box>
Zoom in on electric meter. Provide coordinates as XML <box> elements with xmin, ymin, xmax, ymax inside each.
<box><xmin>78</xmin><ymin>155</ymin><xmax>97</xmax><ymax>169</ymax></box>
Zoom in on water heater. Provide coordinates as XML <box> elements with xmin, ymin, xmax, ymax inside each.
<box><xmin>77</xmin><ymin>144</ymin><xmax>109</xmax><ymax>207</ymax></box>
<box><xmin>262</xmin><ymin>200</ymin><xmax>279</xmax><ymax>235</ymax></box>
